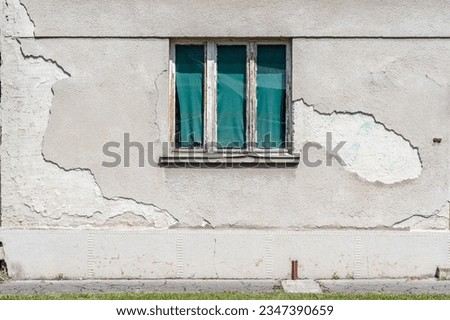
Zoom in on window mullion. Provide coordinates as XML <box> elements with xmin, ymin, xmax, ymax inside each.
<box><xmin>205</xmin><ymin>41</ymin><xmax>217</xmax><ymax>153</ymax></box>
<box><xmin>169</xmin><ymin>42</ymin><xmax>176</xmax><ymax>153</ymax></box>
<box><xmin>285</xmin><ymin>43</ymin><xmax>293</xmax><ymax>154</ymax></box>
<box><xmin>247</xmin><ymin>42</ymin><xmax>257</xmax><ymax>152</ymax></box>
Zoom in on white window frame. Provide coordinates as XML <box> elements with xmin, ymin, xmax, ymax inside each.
<box><xmin>169</xmin><ymin>39</ymin><xmax>292</xmax><ymax>155</ymax></box>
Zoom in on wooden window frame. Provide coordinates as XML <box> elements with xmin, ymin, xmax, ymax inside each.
<box><xmin>169</xmin><ymin>39</ymin><xmax>293</xmax><ymax>156</ymax></box>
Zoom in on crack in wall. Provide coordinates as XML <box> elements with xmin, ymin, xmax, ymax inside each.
<box><xmin>18</xmin><ymin>0</ymin><xmax>35</xmax><ymax>37</ymax></box>
<box><xmin>23</xmin><ymin>203</ymin><xmax>100</xmax><ymax>221</ymax></box>
<box><xmin>152</xmin><ymin>69</ymin><xmax>167</xmax><ymax>138</ymax></box>
<box><xmin>392</xmin><ymin>213</ymin><xmax>449</xmax><ymax>227</ymax></box>
<box><xmin>213</xmin><ymin>237</ymin><xmax>218</xmax><ymax>278</ymax></box>
<box><xmin>105</xmin><ymin>195</ymin><xmax>179</xmax><ymax>224</ymax></box>
<box><xmin>391</xmin><ymin>202</ymin><xmax>450</xmax><ymax>229</ymax></box>
<box><xmin>425</xmin><ymin>74</ymin><xmax>443</xmax><ymax>87</ymax></box>
<box><xmin>19</xmin><ymin>44</ymin><xmax>71</xmax><ymax>77</ymax></box>
<box><xmin>302</xmin><ymin>225</ymin><xmax>404</xmax><ymax>230</ymax></box>
<box><xmin>200</xmin><ymin>217</ymin><xmax>214</xmax><ymax>229</ymax></box>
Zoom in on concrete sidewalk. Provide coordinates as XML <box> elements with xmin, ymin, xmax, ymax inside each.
<box><xmin>0</xmin><ymin>279</ymin><xmax>450</xmax><ymax>295</ymax></box>
<box><xmin>0</xmin><ymin>280</ymin><xmax>278</xmax><ymax>295</ymax></box>
<box><xmin>283</xmin><ymin>279</ymin><xmax>450</xmax><ymax>294</ymax></box>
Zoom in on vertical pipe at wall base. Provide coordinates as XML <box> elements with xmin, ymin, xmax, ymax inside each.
<box><xmin>291</xmin><ymin>260</ymin><xmax>298</xmax><ymax>280</ymax></box>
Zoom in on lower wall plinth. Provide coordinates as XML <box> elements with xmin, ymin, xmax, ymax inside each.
<box><xmin>0</xmin><ymin>229</ymin><xmax>448</xmax><ymax>280</ymax></box>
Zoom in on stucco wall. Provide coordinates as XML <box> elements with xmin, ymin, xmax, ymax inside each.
<box><xmin>18</xmin><ymin>0</ymin><xmax>450</xmax><ymax>37</ymax></box>
<box><xmin>0</xmin><ymin>0</ymin><xmax>449</xmax><ymax>279</ymax></box>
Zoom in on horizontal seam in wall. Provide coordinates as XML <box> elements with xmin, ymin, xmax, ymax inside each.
<box><xmin>10</xmin><ymin>36</ymin><xmax>450</xmax><ymax>40</ymax></box>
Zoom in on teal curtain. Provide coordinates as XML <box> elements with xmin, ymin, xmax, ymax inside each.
<box><xmin>256</xmin><ymin>45</ymin><xmax>286</xmax><ymax>149</ymax></box>
<box><xmin>217</xmin><ymin>45</ymin><xmax>247</xmax><ymax>149</ymax></box>
<box><xmin>175</xmin><ymin>45</ymin><xmax>204</xmax><ymax>148</ymax></box>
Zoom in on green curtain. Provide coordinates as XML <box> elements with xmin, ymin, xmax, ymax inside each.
<box><xmin>256</xmin><ymin>45</ymin><xmax>286</xmax><ymax>149</ymax></box>
<box><xmin>217</xmin><ymin>45</ymin><xmax>247</xmax><ymax>149</ymax></box>
<box><xmin>175</xmin><ymin>45</ymin><xmax>204</xmax><ymax>148</ymax></box>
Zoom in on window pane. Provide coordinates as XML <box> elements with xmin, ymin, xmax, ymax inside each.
<box><xmin>217</xmin><ymin>45</ymin><xmax>247</xmax><ymax>149</ymax></box>
<box><xmin>256</xmin><ymin>45</ymin><xmax>286</xmax><ymax>149</ymax></box>
<box><xmin>175</xmin><ymin>45</ymin><xmax>204</xmax><ymax>148</ymax></box>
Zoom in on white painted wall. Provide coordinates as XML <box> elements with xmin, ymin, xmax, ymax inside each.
<box><xmin>1</xmin><ymin>0</ymin><xmax>449</xmax><ymax>279</ymax></box>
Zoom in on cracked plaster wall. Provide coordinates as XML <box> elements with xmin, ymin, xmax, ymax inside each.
<box><xmin>1</xmin><ymin>0</ymin><xmax>449</xmax><ymax>231</ymax></box>
<box><xmin>1</xmin><ymin>0</ymin><xmax>178</xmax><ymax>229</ymax></box>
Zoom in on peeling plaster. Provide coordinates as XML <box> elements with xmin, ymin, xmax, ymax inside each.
<box><xmin>0</xmin><ymin>0</ymin><xmax>178</xmax><ymax>229</ymax></box>
<box><xmin>18</xmin><ymin>0</ymin><xmax>35</xmax><ymax>36</ymax></box>
<box><xmin>104</xmin><ymin>212</ymin><xmax>157</xmax><ymax>228</ymax></box>
<box><xmin>294</xmin><ymin>99</ymin><xmax>423</xmax><ymax>184</ymax></box>
<box><xmin>2</xmin><ymin>0</ymin><xmax>34</xmax><ymax>37</ymax></box>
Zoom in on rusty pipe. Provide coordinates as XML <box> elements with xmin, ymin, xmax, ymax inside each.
<box><xmin>291</xmin><ymin>260</ymin><xmax>298</xmax><ymax>280</ymax></box>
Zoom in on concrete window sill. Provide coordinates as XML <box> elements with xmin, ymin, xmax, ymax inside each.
<box><xmin>158</xmin><ymin>153</ymin><xmax>300</xmax><ymax>168</ymax></box>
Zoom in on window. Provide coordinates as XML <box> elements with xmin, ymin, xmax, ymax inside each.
<box><xmin>163</xmin><ymin>40</ymin><xmax>297</xmax><ymax>167</ymax></box>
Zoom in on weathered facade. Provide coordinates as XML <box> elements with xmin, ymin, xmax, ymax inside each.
<box><xmin>0</xmin><ymin>0</ymin><xmax>449</xmax><ymax>279</ymax></box>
